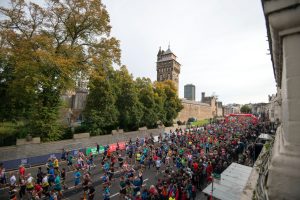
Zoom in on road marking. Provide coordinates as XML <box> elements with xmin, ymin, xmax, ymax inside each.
<box><xmin>110</xmin><ymin>192</ymin><xmax>120</xmax><ymax>198</ymax></box>
<box><xmin>68</xmin><ymin>185</ymin><xmax>75</xmax><ymax>190</ymax></box>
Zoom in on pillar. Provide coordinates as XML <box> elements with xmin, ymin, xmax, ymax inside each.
<box><xmin>263</xmin><ymin>1</ymin><xmax>300</xmax><ymax>199</ymax></box>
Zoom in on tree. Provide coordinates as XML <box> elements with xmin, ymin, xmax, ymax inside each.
<box><xmin>0</xmin><ymin>0</ymin><xmax>120</xmax><ymax>140</ymax></box>
<box><xmin>135</xmin><ymin>77</ymin><xmax>159</xmax><ymax>128</ymax></box>
<box><xmin>240</xmin><ymin>105</ymin><xmax>252</xmax><ymax>113</ymax></box>
<box><xmin>154</xmin><ymin>80</ymin><xmax>183</xmax><ymax>126</ymax></box>
<box><xmin>83</xmin><ymin>69</ymin><xmax>119</xmax><ymax>135</ymax></box>
<box><xmin>113</xmin><ymin>66</ymin><xmax>143</xmax><ymax>131</ymax></box>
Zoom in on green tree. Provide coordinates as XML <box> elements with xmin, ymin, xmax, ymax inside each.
<box><xmin>83</xmin><ymin>69</ymin><xmax>119</xmax><ymax>135</ymax></box>
<box><xmin>135</xmin><ymin>77</ymin><xmax>159</xmax><ymax>128</ymax></box>
<box><xmin>0</xmin><ymin>0</ymin><xmax>120</xmax><ymax>140</ymax></box>
<box><xmin>154</xmin><ymin>80</ymin><xmax>183</xmax><ymax>126</ymax></box>
<box><xmin>240</xmin><ymin>105</ymin><xmax>252</xmax><ymax>113</ymax></box>
<box><xmin>114</xmin><ymin>66</ymin><xmax>143</xmax><ymax>131</ymax></box>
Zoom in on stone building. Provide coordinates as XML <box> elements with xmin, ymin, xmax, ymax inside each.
<box><xmin>267</xmin><ymin>93</ymin><xmax>281</xmax><ymax>123</ymax></box>
<box><xmin>201</xmin><ymin>92</ymin><xmax>217</xmax><ymax>116</ymax></box>
<box><xmin>242</xmin><ymin>1</ymin><xmax>300</xmax><ymax>199</ymax></box>
<box><xmin>177</xmin><ymin>99</ymin><xmax>212</xmax><ymax>123</ymax></box>
<box><xmin>201</xmin><ymin>92</ymin><xmax>223</xmax><ymax>117</ymax></box>
<box><xmin>60</xmin><ymin>89</ymin><xmax>88</xmax><ymax>126</ymax></box>
<box><xmin>155</xmin><ymin>47</ymin><xmax>224</xmax><ymax>122</ymax></box>
<box><xmin>156</xmin><ymin>46</ymin><xmax>181</xmax><ymax>92</ymax></box>
<box><xmin>223</xmin><ymin>104</ymin><xmax>241</xmax><ymax>115</ymax></box>
<box><xmin>216</xmin><ymin>102</ymin><xmax>223</xmax><ymax>117</ymax></box>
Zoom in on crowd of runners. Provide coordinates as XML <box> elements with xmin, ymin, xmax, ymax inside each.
<box><xmin>0</xmin><ymin>117</ymin><xmax>272</xmax><ymax>200</ymax></box>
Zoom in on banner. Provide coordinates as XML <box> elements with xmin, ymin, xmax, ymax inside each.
<box><xmin>109</xmin><ymin>143</ymin><xmax>117</xmax><ymax>152</ymax></box>
<box><xmin>86</xmin><ymin>147</ymin><xmax>97</xmax><ymax>155</ymax></box>
<box><xmin>86</xmin><ymin>146</ymin><xmax>104</xmax><ymax>155</ymax></box>
<box><xmin>119</xmin><ymin>142</ymin><xmax>126</xmax><ymax>150</ymax></box>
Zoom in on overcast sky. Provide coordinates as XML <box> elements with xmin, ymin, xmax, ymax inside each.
<box><xmin>102</xmin><ymin>0</ymin><xmax>276</xmax><ymax>104</ymax></box>
<box><xmin>1</xmin><ymin>0</ymin><xmax>277</xmax><ymax>104</ymax></box>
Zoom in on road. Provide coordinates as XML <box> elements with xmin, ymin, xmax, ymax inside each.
<box><xmin>0</xmin><ymin>152</ymin><xmax>208</xmax><ymax>200</ymax></box>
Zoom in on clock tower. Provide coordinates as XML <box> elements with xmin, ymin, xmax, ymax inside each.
<box><xmin>156</xmin><ymin>45</ymin><xmax>181</xmax><ymax>92</ymax></box>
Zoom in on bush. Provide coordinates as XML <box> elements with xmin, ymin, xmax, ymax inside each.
<box><xmin>61</xmin><ymin>128</ymin><xmax>73</xmax><ymax>140</ymax></box>
<box><xmin>0</xmin><ymin>122</ymin><xmax>20</xmax><ymax>146</ymax></box>
<box><xmin>74</xmin><ymin>125</ymin><xmax>89</xmax><ymax>134</ymax></box>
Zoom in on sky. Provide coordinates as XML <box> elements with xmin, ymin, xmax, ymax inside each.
<box><xmin>101</xmin><ymin>0</ymin><xmax>277</xmax><ymax>104</ymax></box>
<box><xmin>0</xmin><ymin>0</ymin><xmax>277</xmax><ymax>104</ymax></box>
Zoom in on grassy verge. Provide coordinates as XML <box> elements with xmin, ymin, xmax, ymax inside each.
<box><xmin>191</xmin><ymin>119</ymin><xmax>209</xmax><ymax>126</ymax></box>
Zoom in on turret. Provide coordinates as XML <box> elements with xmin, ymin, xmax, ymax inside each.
<box><xmin>157</xmin><ymin>47</ymin><xmax>162</xmax><ymax>58</ymax></box>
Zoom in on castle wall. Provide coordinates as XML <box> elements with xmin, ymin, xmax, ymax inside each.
<box><xmin>177</xmin><ymin>99</ymin><xmax>213</xmax><ymax>122</ymax></box>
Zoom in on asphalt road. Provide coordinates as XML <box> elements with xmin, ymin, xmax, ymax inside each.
<box><xmin>1</xmin><ymin>152</ymin><xmax>208</xmax><ymax>200</ymax></box>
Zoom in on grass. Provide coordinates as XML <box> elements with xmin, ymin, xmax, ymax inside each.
<box><xmin>191</xmin><ymin>119</ymin><xmax>209</xmax><ymax>127</ymax></box>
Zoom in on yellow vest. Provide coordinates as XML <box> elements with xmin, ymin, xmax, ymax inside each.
<box><xmin>54</xmin><ymin>159</ymin><xmax>59</xmax><ymax>167</ymax></box>
<box><xmin>136</xmin><ymin>153</ymin><xmax>141</xmax><ymax>161</ymax></box>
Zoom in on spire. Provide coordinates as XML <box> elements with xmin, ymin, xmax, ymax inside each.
<box><xmin>157</xmin><ymin>46</ymin><xmax>162</xmax><ymax>56</ymax></box>
<box><xmin>164</xmin><ymin>42</ymin><xmax>172</xmax><ymax>54</ymax></box>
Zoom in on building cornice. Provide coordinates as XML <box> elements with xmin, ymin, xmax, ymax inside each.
<box><xmin>262</xmin><ymin>0</ymin><xmax>300</xmax><ymax>88</ymax></box>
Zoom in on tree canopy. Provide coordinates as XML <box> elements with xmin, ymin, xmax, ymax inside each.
<box><xmin>0</xmin><ymin>0</ymin><xmax>120</xmax><ymax>140</ymax></box>
<box><xmin>84</xmin><ymin>67</ymin><xmax>183</xmax><ymax>133</ymax></box>
<box><xmin>240</xmin><ymin>105</ymin><xmax>252</xmax><ymax>114</ymax></box>
<box><xmin>0</xmin><ymin>0</ymin><xmax>183</xmax><ymax>140</ymax></box>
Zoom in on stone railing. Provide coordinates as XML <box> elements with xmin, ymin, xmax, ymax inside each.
<box><xmin>241</xmin><ymin>135</ymin><xmax>275</xmax><ymax>200</ymax></box>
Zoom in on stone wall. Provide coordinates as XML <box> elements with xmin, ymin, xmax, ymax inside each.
<box><xmin>217</xmin><ymin>105</ymin><xmax>223</xmax><ymax>117</ymax></box>
<box><xmin>177</xmin><ymin>99</ymin><xmax>213</xmax><ymax>122</ymax></box>
<box><xmin>0</xmin><ymin>127</ymin><xmax>172</xmax><ymax>161</ymax></box>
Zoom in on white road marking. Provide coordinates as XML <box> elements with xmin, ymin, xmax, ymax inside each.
<box><xmin>110</xmin><ymin>192</ymin><xmax>120</xmax><ymax>198</ymax></box>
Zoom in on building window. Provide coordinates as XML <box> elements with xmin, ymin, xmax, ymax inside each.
<box><xmin>160</xmin><ymin>74</ymin><xmax>163</xmax><ymax>81</ymax></box>
<box><xmin>168</xmin><ymin>73</ymin><xmax>171</xmax><ymax>79</ymax></box>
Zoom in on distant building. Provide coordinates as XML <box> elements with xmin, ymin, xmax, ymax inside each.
<box><xmin>201</xmin><ymin>92</ymin><xmax>223</xmax><ymax>117</ymax></box>
<box><xmin>156</xmin><ymin>45</ymin><xmax>181</xmax><ymax>92</ymax></box>
<box><xmin>223</xmin><ymin>104</ymin><xmax>241</xmax><ymax>115</ymax></box>
<box><xmin>267</xmin><ymin>93</ymin><xmax>281</xmax><ymax>123</ymax></box>
<box><xmin>184</xmin><ymin>84</ymin><xmax>196</xmax><ymax>101</ymax></box>
<box><xmin>245</xmin><ymin>103</ymin><xmax>269</xmax><ymax>119</ymax></box>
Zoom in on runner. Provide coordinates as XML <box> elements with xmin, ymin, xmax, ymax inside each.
<box><xmin>74</xmin><ymin>168</ymin><xmax>81</xmax><ymax>188</ymax></box>
<box><xmin>0</xmin><ymin>116</ymin><xmax>267</xmax><ymax>200</ymax></box>
<box><xmin>54</xmin><ymin>174</ymin><xmax>62</xmax><ymax>199</ymax></box>
<box><xmin>25</xmin><ymin>173</ymin><xmax>34</xmax><ymax>198</ymax></box>
<box><xmin>88</xmin><ymin>183</ymin><xmax>95</xmax><ymax>200</ymax></box>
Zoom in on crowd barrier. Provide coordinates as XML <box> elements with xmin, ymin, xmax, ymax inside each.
<box><xmin>1</xmin><ymin>137</ymin><xmax>150</xmax><ymax>171</ymax></box>
<box><xmin>1</xmin><ymin>148</ymin><xmax>86</xmax><ymax>171</ymax></box>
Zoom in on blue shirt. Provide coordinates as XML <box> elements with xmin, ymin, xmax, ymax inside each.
<box><xmin>75</xmin><ymin>171</ymin><xmax>81</xmax><ymax>181</ymax></box>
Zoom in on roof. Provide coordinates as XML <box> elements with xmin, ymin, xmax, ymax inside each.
<box><xmin>202</xmin><ymin>163</ymin><xmax>252</xmax><ymax>200</ymax></box>
<box><xmin>164</xmin><ymin>48</ymin><xmax>172</xmax><ymax>54</ymax></box>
